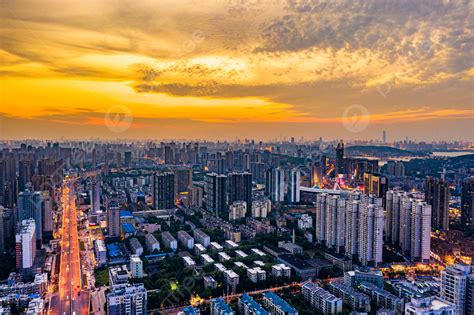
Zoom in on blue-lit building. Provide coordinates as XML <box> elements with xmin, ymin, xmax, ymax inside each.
<box><xmin>180</xmin><ymin>306</ymin><xmax>200</xmax><ymax>315</ymax></box>
<box><xmin>262</xmin><ymin>292</ymin><xmax>298</xmax><ymax>315</ymax></box>
<box><xmin>121</xmin><ymin>223</ymin><xmax>137</xmax><ymax>238</ymax></box>
<box><xmin>210</xmin><ymin>298</ymin><xmax>234</xmax><ymax>315</ymax></box>
<box><xmin>239</xmin><ymin>293</ymin><xmax>269</xmax><ymax>315</ymax></box>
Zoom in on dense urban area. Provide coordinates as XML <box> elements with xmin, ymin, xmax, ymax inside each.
<box><xmin>0</xmin><ymin>138</ymin><xmax>473</xmax><ymax>315</ymax></box>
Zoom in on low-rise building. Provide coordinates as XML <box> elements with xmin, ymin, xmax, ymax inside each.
<box><xmin>178</xmin><ymin>230</ymin><xmax>195</xmax><ymax>250</ymax></box>
<box><xmin>239</xmin><ymin>293</ymin><xmax>268</xmax><ymax>315</ymax></box>
<box><xmin>144</xmin><ymin>233</ymin><xmax>160</xmax><ymax>253</ymax></box>
<box><xmin>129</xmin><ymin>255</ymin><xmax>144</xmax><ymax>278</ymax></box>
<box><xmin>251</xmin><ymin>248</ymin><xmax>266</xmax><ymax>257</ymax></box>
<box><xmin>161</xmin><ymin>231</ymin><xmax>177</xmax><ymax>251</ymax></box>
<box><xmin>218</xmin><ymin>252</ymin><xmax>231</xmax><ymax>262</ymax></box>
<box><xmin>272</xmin><ymin>264</ymin><xmax>291</xmax><ymax>278</ymax></box>
<box><xmin>359</xmin><ymin>282</ymin><xmax>404</xmax><ymax>313</ymax></box>
<box><xmin>204</xmin><ymin>276</ymin><xmax>218</xmax><ymax>290</ymax></box>
<box><xmin>344</xmin><ymin>270</ymin><xmax>384</xmax><ymax>288</ymax></box>
<box><xmin>224</xmin><ymin>240</ymin><xmax>239</xmax><ymax>249</ymax></box>
<box><xmin>194</xmin><ymin>229</ymin><xmax>210</xmax><ymax>247</ymax></box>
<box><xmin>278</xmin><ymin>241</ymin><xmax>303</xmax><ymax>255</ymax></box>
<box><xmin>210</xmin><ymin>242</ymin><xmax>224</xmax><ymax>252</ymax></box>
<box><xmin>297</xmin><ymin>214</ymin><xmax>313</xmax><ymax>230</ymax></box>
<box><xmin>129</xmin><ymin>238</ymin><xmax>144</xmax><ymax>256</ymax></box>
<box><xmin>234</xmin><ymin>262</ymin><xmax>248</xmax><ymax>269</ymax></box>
<box><xmin>262</xmin><ymin>292</ymin><xmax>298</xmax><ymax>315</ymax></box>
<box><xmin>194</xmin><ymin>243</ymin><xmax>206</xmax><ymax>256</ymax></box>
<box><xmin>183</xmin><ymin>256</ymin><xmax>196</xmax><ymax>268</ymax></box>
<box><xmin>224</xmin><ymin>270</ymin><xmax>239</xmax><ymax>294</ymax></box>
<box><xmin>235</xmin><ymin>250</ymin><xmax>248</xmax><ymax>258</ymax></box>
<box><xmin>210</xmin><ymin>297</ymin><xmax>234</xmax><ymax>315</ymax></box>
<box><xmin>201</xmin><ymin>254</ymin><xmax>215</xmax><ymax>265</ymax></box>
<box><xmin>404</xmin><ymin>297</ymin><xmax>456</xmax><ymax>315</ymax></box>
<box><xmin>94</xmin><ymin>239</ymin><xmax>107</xmax><ymax>265</ymax></box>
<box><xmin>277</xmin><ymin>254</ymin><xmax>316</xmax><ymax>280</ymax></box>
<box><xmin>302</xmin><ymin>282</ymin><xmax>342</xmax><ymax>314</ymax></box>
<box><xmin>328</xmin><ymin>280</ymin><xmax>371</xmax><ymax>312</ymax></box>
<box><xmin>247</xmin><ymin>267</ymin><xmax>266</xmax><ymax>283</ymax></box>
<box><xmin>109</xmin><ymin>265</ymin><xmax>130</xmax><ymax>287</ymax></box>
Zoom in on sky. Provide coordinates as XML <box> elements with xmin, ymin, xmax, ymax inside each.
<box><xmin>0</xmin><ymin>0</ymin><xmax>473</xmax><ymax>141</ymax></box>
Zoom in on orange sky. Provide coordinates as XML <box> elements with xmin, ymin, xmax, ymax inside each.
<box><xmin>1</xmin><ymin>0</ymin><xmax>473</xmax><ymax>140</ymax></box>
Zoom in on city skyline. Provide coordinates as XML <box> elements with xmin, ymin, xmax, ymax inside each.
<box><xmin>1</xmin><ymin>0</ymin><xmax>473</xmax><ymax>141</ymax></box>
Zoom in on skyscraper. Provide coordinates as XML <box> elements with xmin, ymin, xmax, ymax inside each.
<box><xmin>107</xmin><ymin>203</ymin><xmax>121</xmax><ymax>238</ymax></box>
<box><xmin>173</xmin><ymin>167</ymin><xmax>192</xmax><ymax>194</ymax></box>
<box><xmin>152</xmin><ymin>172</ymin><xmax>175</xmax><ymax>210</ymax></box>
<box><xmin>18</xmin><ymin>159</ymin><xmax>34</xmax><ymax>192</ymax></box>
<box><xmin>461</xmin><ymin>177</ymin><xmax>474</xmax><ymax>230</ymax></box>
<box><xmin>358</xmin><ymin>201</ymin><xmax>384</xmax><ymax>266</ymax></box>
<box><xmin>363</xmin><ymin>173</ymin><xmax>389</xmax><ymax>206</ymax></box>
<box><xmin>316</xmin><ymin>193</ymin><xmax>345</xmax><ymax>253</ymax></box>
<box><xmin>335</xmin><ymin>141</ymin><xmax>345</xmax><ymax>175</ymax></box>
<box><xmin>18</xmin><ymin>190</ymin><xmax>42</xmax><ymax>241</ymax></box>
<box><xmin>0</xmin><ymin>206</ymin><xmax>5</xmax><ymax>255</ymax></box>
<box><xmin>15</xmin><ymin>218</ymin><xmax>36</xmax><ymax>270</ymax></box>
<box><xmin>265</xmin><ymin>168</ymin><xmax>285</xmax><ymax>203</ymax></box>
<box><xmin>228</xmin><ymin>172</ymin><xmax>252</xmax><ymax>211</ymax></box>
<box><xmin>424</xmin><ymin>176</ymin><xmax>450</xmax><ymax>231</ymax></box>
<box><xmin>287</xmin><ymin>168</ymin><xmax>300</xmax><ymax>204</ymax></box>
<box><xmin>204</xmin><ymin>173</ymin><xmax>228</xmax><ymax>218</ymax></box>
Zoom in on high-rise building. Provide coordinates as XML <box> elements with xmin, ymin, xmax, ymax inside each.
<box><xmin>386</xmin><ymin>161</ymin><xmax>405</xmax><ymax>177</ymax></box>
<box><xmin>287</xmin><ymin>168</ymin><xmax>300</xmax><ymax>204</ymax></box>
<box><xmin>250</xmin><ymin>162</ymin><xmax>265</xmax><ymax>184</ymax></box>
<box><xmin>0</xmin><ymin>206</ymin><xmax>5</xmax><ymax>255</ymax></box>
<box><xmin>424</xmin><ymin>176</ymin><xmax>450</xmax><ymax>231</ymax></box>
<box><xmin>335</xmin><ymin>141</ymin><xmax>345</xmax><ymax>175</ymax></box>
<box><xmin>173</xmin><ymin>167</ymin><xmax>192</xmax><ymax>194</ymax></box>
<box><xmin>40</xmin><ymin>191</ymin><xmax>53</xmax><ymax>234</ymax></box>
<box><xmin>107</xmin><ymin>283</ymin><xmax>147</xmax><ymax>315</ymax></box>
<box><xmin>15</xmin><ymin>219</ymin><xmax>36</xmax><ymax>270</ymax></box>
<box><xmin>204</xmin><ymin>173</ymin><xmax>227</xmax><ymax>218</ymax></box>
<box><xmin>227</xmin><ymin>172</ymin><xmax>252</xmax><ymax>211</ymax></box>
<box><xmin>152</xmin><ymin>172</ymin><xmax>175</xmax><ymax>210</ymax></box>
<box><xmin>265</xmin><ymin>168</ymin><xmax>285</xmax><ymax>203</ymax></box>
<box><xmin>124</xmin><ymin>151</ymin><xmax>132</xmax><ymax>167</ymax></box>
<box><xmin>358</xmin><ymin>201</ymin><xmax>384</xmax><ymax>266</ymax></box>
<box><xmin>315</xmin><ymin>193</ymin><xmax>345</xmax><ymax>253</ymax></box>
<box><xmin>363</xmin><ymin>173</ymin><xmax>389</xmax><ymax>206</ymax></box>
<box><xmin>18</xmin><ymin>159</ymin><xmax>34</xmax><ymax>192</ymax></box>
<box><xmin>461</xmin><ymin>177</ymin><xmax>474</xmax><ymax>229</ymax></box>
<box><xmin>90</xmin><ymin>179</ymin><xmax>101</xmax><ymax>214</ymax></box>
<box><xmin>18</xmin><ymin>190</ymin><xmax>42</xmax><ymax>241</ymax></box>
<box><xmin>107</xmin><ymin>204</ymin><xmax>121</xmax><ymax>237</ymax></box>
<box><xmin>386</xmin><ymin>191</ymin><xmax>432</xmax><ymax>262</ymax></box>
<box><xmin>440</xmin><ymin>263</ymin><xmax>473</xmax><ymax>315</ymax></box>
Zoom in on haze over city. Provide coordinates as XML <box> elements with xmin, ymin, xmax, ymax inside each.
<box><xmin>1</xmin><ymin>0</ymin><xmax>473</xmax><ymax>140</ymax></box>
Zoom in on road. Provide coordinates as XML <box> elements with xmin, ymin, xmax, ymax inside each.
<box><xmin>50</xmin><ymin>178</ymin><xmax>89</xmax><ymax>315</ymax></box>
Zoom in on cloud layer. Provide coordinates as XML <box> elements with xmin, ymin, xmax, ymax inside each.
<box><xmin>0</xmin><ymin>0</ymin><xmax>473</xmax><ymax>140</ymax></box>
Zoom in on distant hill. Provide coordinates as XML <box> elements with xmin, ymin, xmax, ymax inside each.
<box><xmin>345</xmin><ymin>145</ymin><xmax>427</xmax><ymax>157</ymax></box>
